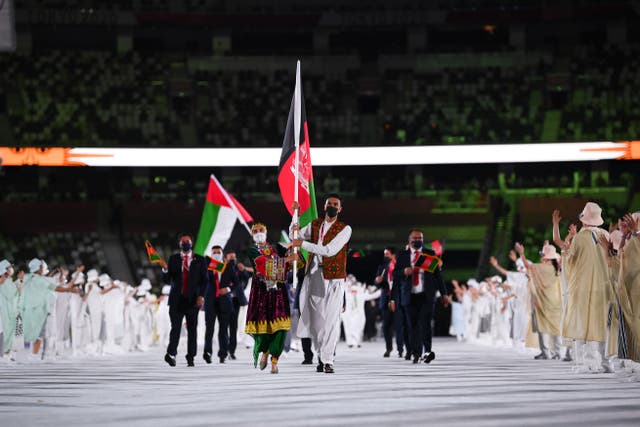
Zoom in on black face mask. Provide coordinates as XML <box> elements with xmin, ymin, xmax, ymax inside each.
<box><xmin>383</xmin><ymin>256</ymin><xmax>391</xmax><ymax>263</ymax></box>
<box><xmin>411</xmin><ymin>240</ymin><xmax>423</xmax><ymax>249</ymax></box>
<box><xmin>325</xmin><ymin>206</ymin><xmax>339</xmax><ymax>218</ymax></box>
<box><xmin>181</xmin><ymin>242</ymin><xmax>192</xmax><ymax>252</ymax></box>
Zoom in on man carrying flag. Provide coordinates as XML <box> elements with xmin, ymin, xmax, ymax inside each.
<box><xmin>291</xmin><ymin>194</ymin><xmax>352</xmax><ymax>374</ymax></box>
<box><xmin>393</xmin><ymin>229</ymin><xmax>451</xmax><ymax>365</ymax></box>
<box><xmin>277</xmin><ymin>61</ymin><xmax>320</xmax><ymax>367</ymax></box>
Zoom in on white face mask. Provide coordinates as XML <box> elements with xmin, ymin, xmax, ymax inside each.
<box><xmin>252</xmin><ymin>232</ymin><xmax>267</xmax><ymax>244</ymax></box>
<box><xmin>212</xmin><ymin>253</ymin><xmax>224</xmax><ymax>262</ymax></box>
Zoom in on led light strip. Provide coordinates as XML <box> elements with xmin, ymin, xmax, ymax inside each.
<box><xmin>0</xmin><ymin>141</ymin><xmax>637</xmax><ymax>167</ymax></box>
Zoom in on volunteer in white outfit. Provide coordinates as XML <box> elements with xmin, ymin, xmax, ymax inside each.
<box><xmin>155</xmin><ymin>285</ymin><xmax>171</xmax><ymax>347</ymax></box>
<box><xmin>341</xmin><ymin>276</ymin><xmax>381</xmax><ymax>348</ymax></box>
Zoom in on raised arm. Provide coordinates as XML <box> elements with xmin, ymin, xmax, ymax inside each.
<box><xmin>299</xmin><ymin>226</ymin><xmax>352</xmax><ymax>258</ymax></box>
<box><xmin>489</xmin><ymin>256</ymin><xmax>509</xmax><ymax>276</ymax></box>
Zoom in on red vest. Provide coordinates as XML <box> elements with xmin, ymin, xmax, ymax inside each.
<box><xmin>309</xmin><ymin>218</ymin><xmax>348</xmax><ymax>280</ymax></box>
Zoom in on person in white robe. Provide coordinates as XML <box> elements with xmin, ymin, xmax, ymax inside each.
<box><xmin>341</xmin><ymin>277</ymin><xmax>381</xmax><ymax>348</ymax></box>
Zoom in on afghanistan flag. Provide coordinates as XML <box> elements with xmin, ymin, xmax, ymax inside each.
<box><xmin>145</xmin><ymin>240</ymin><xmax>163</xmax><ymax>264</ymax></box>
<box><xmin>194</xmin><ymin>174</ymin><xmax>253</xmax><ymax>257</ymax></box>
<box><xmin>277</xmin><ymin>61</ymin><xmax>318</xmax><ymax>229</ymax></box>
<box><xmin>207</xmin><ymin>258</ymin><xmax>227</xmax><ymax>273</ymax></box>
<box><xmin>415</xmin><ymin>253</ymin><xmax>442</xmax><ymax>273</ymax></box>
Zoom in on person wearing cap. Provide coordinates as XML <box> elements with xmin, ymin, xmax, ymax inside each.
<box><xmin>158</xmin><ymin>232</ymin><xmax>208</xmax><ymax>367</ymax></box>
<box><xmin>101</xmin><ymin>278</ymin><xmax>125</xmax><ymax>354</ymax></box>
<box><xmin>341</xmin><ymin>275</ymin><xmax>381</xmax><ymax>349</ymax></box>
<box><xmin>52</xmin><ymin>267</ymin><xmax>73</xmax><ymax>356</ymax></box>
<box><xmin>556</xmin><ymin>202</ymin><xmax>612</xmax><ymax>373</ymax></box>
<box><xmin>515</xmin><ymin>242</ymin><xmax>564</xmax><ymax>360</ymax></box>
<box><xmin>615</xmin><ymin>212</ymin><xmax>640</xmax><ymax>368</ymax></box>
<box><xmin>155</xmin><ymin>285</ymin><xmax>171</xmax><ymax>347</ymax></box>
<box><xmin>130</xmin><ymin>278</ymin><xmax>154</xmax><ymax>352</ymax></box>
<box><xmin>488</xmin><ymin>275</ymin><xmax>514</xmax><ymax>348</ymax></box>
<box><xmin>68</xmin><ymin>265</ymin><xmax>90</xmax><ymax>355</ymax></box>
<box><xmin>22</xmin><ymin>259</ymin><xmax>77</xmax><ymax>357</ymax></box>
<box><xmin>0</xmin><ymin>260</ymin><xmax>18</xmax><ymax>356</ymax></box>
<box><xmin>490</xmin><ymin>251</ymin><xmax>531</xmax><ymax>350</ymax></box>
<box><xmin>85</xmin><ymin>270</ymin><xmax>105</xmax><ymax>354</ymax></box>
<box><xmin>598</xmin><ymin>229</ymin><xmax>627</xmax><ymax>363</ymax></box>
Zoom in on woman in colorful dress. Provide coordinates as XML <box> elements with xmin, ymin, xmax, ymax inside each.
<box><xmin>244</xmin><ymin>223</ymin><xmax>300</xmax><ymax>374</ymax></box>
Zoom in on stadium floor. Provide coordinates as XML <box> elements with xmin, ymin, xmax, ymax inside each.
<box><xmin>1</xmin><ymin>338</ymin><xmax>639</xmax><ymax>426</ymax></box>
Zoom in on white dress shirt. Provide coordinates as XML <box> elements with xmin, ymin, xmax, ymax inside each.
<box><xmin>410</xmin><ymin>248</ymin><xmax>424</xmax><ymax>294</ymax></box>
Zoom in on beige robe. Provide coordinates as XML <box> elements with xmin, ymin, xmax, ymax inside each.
<box><xmin>528</xmin><ymin>263</ymin><xmax>563</xmax><ymax>337</ymax></box>
<box><xmin>606</xmin><ymin>256</ymin><xmax>621</xmax><ymax>357</ymax></box>
<box><xmin>618</xmin><ymin>236</ymin><xmax>640</xmax><ymax>362</ymax></box>
<box><xmin>562</xmin><ymin>227</ymin><xmax>610</xmax><ymax>342</ymax></box>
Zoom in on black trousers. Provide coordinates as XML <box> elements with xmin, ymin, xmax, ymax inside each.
<box><xmin>301</xmin><ymin>337</ymin><xmax>314</xmax><ymax>362</ymax></box>
<box><xmin>204</xmin><ymin>301</ymin><xmax>230</xmax><ymax>358</ymax></box>
<box><xmin>167</xmin><ymin>297</ymin><xmax>199</xmax><ymax>358</ymax></box>
<box><xmin>396</xmin><ymin>304</ymin><xmax>411</xmax><ymax>354</ymax></box>
<box><xmin>228</xmin><ymin>298</ymin><xmax>242</xmax><ymax>355</ymax></box>
<box><xmin>382</xmin><ymin>306</ymin><xmax>407</xmax><ymax>353</ymax></box>
<box><xmin>408</xmin><ymin>292</ymin><xmax>435</xmax><ymax>356</ymax></box>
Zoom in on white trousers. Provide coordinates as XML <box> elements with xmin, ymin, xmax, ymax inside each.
<box><xmin>297</xmin><ymin>269</ymin><xmax>345</xmax><ymax>365</ymax></box>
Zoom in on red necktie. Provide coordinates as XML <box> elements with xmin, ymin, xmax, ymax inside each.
<box><xmin>412</xmin><ymin>251</ymin><xmax>420</xmax><ymax>286</ymax></box>
<box><xmin>214</xmin><ymin>272</ymin><xmax>220</xmax><ymax>298</ymax></box>
<box><xmin>387</xmin><ymin>260</ymin><xmax>395</xmax><ymax>295</ymax></box>
<box><xmin>181</xmin><ymin>255</ymin><xmax>189</xmax><ymax>295</ymax></box>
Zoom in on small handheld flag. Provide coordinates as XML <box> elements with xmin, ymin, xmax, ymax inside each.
<box><xmin>351</xmin><ymin>249</ymin><xmax>366</xmax><ymax>258</ymax></box>
<box><xmin>431</xmin><ymin>239</ymin><xmax>445</xmax><ymax>257</ymax></box>
<box><xmin>415</xmin><ymin>253</ymin><xmax>442</xmax><ymax>272</ymax></box>
<box><xmin>208</xmin><ymin>258</ymin><xmax>227</xmax><ymax>273</ymax></box>
<box><xmin>145</xmin><ymin>241</ymin><xmax>163</xmax><ymax>264</ymax></box>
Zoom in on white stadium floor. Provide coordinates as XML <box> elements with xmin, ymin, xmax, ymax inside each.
<box><xmin>1</xmin><ymin>338</ymin><xmax>639</xmax><ymax>426</ymax></box>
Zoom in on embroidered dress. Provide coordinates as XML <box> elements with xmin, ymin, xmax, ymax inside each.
<box><xmin>244</xmin><ymin>243</ymin><xmax>294</xmax><ymax>366</ymax></box>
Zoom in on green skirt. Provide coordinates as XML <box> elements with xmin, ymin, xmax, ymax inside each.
<box><xmin>251</xmin><ymin>330</ymin><xmax>287</xmax><ymax>367</ymax></box>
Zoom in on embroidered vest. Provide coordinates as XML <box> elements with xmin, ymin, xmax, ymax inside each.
<box><xmin>310</xmin><ymin>218</ymin><xmax>348</xmax><ymax>280</ymax></box>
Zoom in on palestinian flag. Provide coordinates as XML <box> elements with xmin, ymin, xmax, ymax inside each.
<box><xmin>194</xmin><ymin>174</ymin><xmax>253</xmax><ymax>257</ymax></box>
<box><xmin>207</xmin><ymin>258</ymin><xmax>227</xmax><ymax>273</ymax></box>
<box><xmin>278</xmin><ymin>61</ymin><xmax>318</xmax><ymax>230</ymax></box>
<box><xmin>415</xmin><ymin>253</ymin><xmax>442</xmax><ymax>273</ymax></box>
<box><xmin>145</xmin><ymin>240</ymin><xmax>163</xmax><ymax>264</ymax></box>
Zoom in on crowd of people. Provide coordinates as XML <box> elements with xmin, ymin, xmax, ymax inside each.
<box><xmin>2</xmin><ymin>199</ymin><xmax>638</xmax><ymax>382</ymax></box>
<box><xmin>443</xmin><ymin>203</ymin><xmax>640</xmax><ymax>380</ymax></box>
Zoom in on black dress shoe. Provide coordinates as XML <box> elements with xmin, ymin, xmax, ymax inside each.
<box><xmin>301</xmin><ymin>359</ymin><xmax>313</xmax><ymax>365</ymax></box>
<box><xmin>405</xmin><ymin>352</ymin><xmax>412</xmax><ymax>361</ymax></box>
<box><xmin>203</xmin><ymin>353</ymin><xmax>212</xmax><ymax>364</ymax></box>
<box><xmin>398</xmin><ymin>351</ymin><xmax>403</xmax><ymax>358</ymax></box>
<box><xmin>219</xmin><ymin>357</ymin><xmax>226</xmax><ymax>364</ymax></box>
<box><xmin>164</xmin><ymin>353</ymin><xmax>176</xmax><ymax>367</ymax></box>
<box><xmin>186</xmin><ymin>357</ymin><xmax>195</xmax><ymax>367</ymax></box>
<box><xmin>383</xmin><ymin>351</ymin><xmax>391</xmax><ymax>358</ymax></box>
<box><xmin>316</xmin><ymin>362</ymin><xmax>324</xmax><ymax>372</ymax></box>
<box><xmin>229</xmin><ymin>354</ymin><xmax>236</xmax><ymax>360</ymax></box>
<box><xmin>412</xmin><ymin>354</ymin><xmax>420</xmax><ymax>364</ymax></box>
<box><xmin>423</xmin><ymin>352</ymin><xmax>435</xmax><ymax>364</ymax></box>
<box><xmin>324</xmin><ymin>364</ymin><xmax>335</xmax><ymax>373</ymax></box>
<box><xmin>534</xmin><ymin>352</ymin><xmax>548</xmax><ymax>360</ymax></box>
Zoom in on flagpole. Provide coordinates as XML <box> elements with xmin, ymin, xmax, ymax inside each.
<box><xmin>292</xmin><ymin>60</ymin><xmax>301</xmax><ymax>290</ymax></box>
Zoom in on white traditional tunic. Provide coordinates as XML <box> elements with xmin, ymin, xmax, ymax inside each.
<box><xmin>292</xmin><ymin>219</ymin><xmax>352</xmax><ymax>365</ymax></box>
<box><xmin>341</xmin><ymin>281</ymin><xmax>380</xmax><ymax>347</ymax></box>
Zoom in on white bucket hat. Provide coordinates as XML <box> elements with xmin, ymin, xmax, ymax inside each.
<box><xmin>610</xmin><ymin>230</ymin><xmax>623</xmax><ymax>251</ymax></box>
<box><xmin>0</xmin><ymin>259</ymin><xmax>11</xmax><ymax>276</ymax></box>
<box><xmin>28</xmin><ymin>258</ymin><xmax>43</xmax><ymax>274</ymax></box>
<box><xmin>541</xmin><ymin>244</ymin><xmax>561</xmax><ymax>261</ymax></box>
<box><xmin>87</xmin><ymin>269</ymin><xmax>99</xmax><ymax>282</ymax></box>
<box><xmin>99</xmin><ymin>273</ymin><xmax>111</xmax><ymax>287</ymax></box>
<box><xmin>579</xmin><ymin>202</ymin><xmax>604</xmax><ymax>226</ymax></box>
<box><xmin>139</xmin><ymin>278</ymin><xmax>152</xmax><ymax>292</ymax></box>
<box><xmin>161</xmin><ymin>285</ymin><xmax>171</xmax><ymax>295</ymax></box>
<box><xmin>489</xmin><ymin>275</ymin><xmax>503</xmax><ymax>284</ymax></box>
